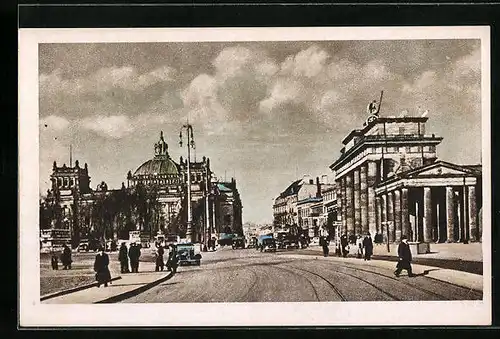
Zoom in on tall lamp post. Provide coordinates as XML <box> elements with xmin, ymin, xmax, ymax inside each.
<box><xmin>179</xmin><ymin>123</ymin><xmax>195</xmax><ymax>243</ymax></box>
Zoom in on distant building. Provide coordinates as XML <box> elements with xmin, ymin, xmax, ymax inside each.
<box><xmin>40</xmin><ymin>131</ymin><xmax>243</xmax><ymax>250</ymax></box>
<box><xmin>273</xmin><ymin>175</ymin><xmax>334</xmax><ymax>236</ymax></box>
<box><xmin>215</xmin><ymin>179</ymin><xmax>244</xmax><ymax>236</ymax></box>
<box><xmin>330</xmin><ymin>113</ymin><xmax>482</xmax><ymax>244</ymax></box>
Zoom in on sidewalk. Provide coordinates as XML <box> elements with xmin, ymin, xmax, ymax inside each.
<box><xmin>371</xmin><ymin>242</ymin><xmax>483</xmax><ymax>261</ymax></box>
<box><xmin>299</xmin><ymin>242</ymin><xmax>483</xmax><ymax>274</ymax></box>
<box><xmin>42</xmin><ymin>262</ymin><xmax>171</xmax><ymax>304</ymax></box>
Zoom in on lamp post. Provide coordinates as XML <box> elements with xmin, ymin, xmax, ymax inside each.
<box><xmin>179</xmin><ymin>123</ymin><xmax>195</xmax><ymax>243</ymax></box>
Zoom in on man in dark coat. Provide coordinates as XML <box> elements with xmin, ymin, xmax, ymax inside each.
<box><xmin>61</xmin><ymin>244</ymin><xmax>72</xmax><ymax>270</ymax></box>
<box><xmin>321</xmin><ymin>236</ymin><xmax>329</xmax><ymax>257</ymax></box>
<box><xmin>155</xmin><ymin>245</ymin><xmax>165</xmax><ymax>272</ymax></box>
<box><xmin>51</xmin><ymin>252</ymin><xmax>59</xmax><ymax>270</ymax></box>
<box><xmin>118</xmin><ymin>242</ymin><xmax>129</xmax><ymax>273</ymax></box>
<box><xmin>166</xmin><ymin>245</ymin><xmax>178</xmax><ymax>273</ymax></box>
<box><xmin>362</xmin><ymin>233</ymin><xmax>374</xmax><ymax>261</ymax></box>
<box><xmin>94</xmin><ymin>246</ymin><xmax>112</xmax><ymax>287</ymax></box>
<box><xmin>394</xmin><ymin>235</ymin><xmax>414</xmax><ymax>277</ymax></box>
<box><xmin>129</xmin><ymin>243</ymin><xmax>141</xmax><ymax>273</ymax></box>
<box><xmin>340</xmin><ymin>234</ymin><xmax>349</xmax><ymax>258</ymax></box>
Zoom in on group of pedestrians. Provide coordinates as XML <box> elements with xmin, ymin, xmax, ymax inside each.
<box><xmin>118</xmin><ymin>242</ymin><xmax>141</xmax><ymax>273</ymax></box>
<box><xmin>338</xmin><ymin>233</ymin><xmax>373</xmax><ymax>260</ymax></box>
<box><xmin>337</xmin><ymin>232</ymin><xmax>414</xmax><ymax>277</ymax></box>
<box><xmin>50</xmin><ymin>244</ymin><xmax>73</xmax><ymax>270</ymax></box>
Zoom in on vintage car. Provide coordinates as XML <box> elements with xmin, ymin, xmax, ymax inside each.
<box><xmin>282</xmin><ymin>234</ymin><xmax>300</xmax><ymax>249</ymax></box>
<box><xmin>247</xmin><ymin>237</ymin><xmax>258</xmax><ymax>249</ymax></box>
<box><xmin>176</xmin><ymin>243</ymin><xmax>202</xmax><ymax>266</ymax></box>
<box><xmin>232</xmin><ymin>237</ymin><xmax>245</xmax><ymax>249</ymax></box>
<box><xmin>258</xmin><ymin>236</ymin><xmax>277</xmax><ymax>253</ymax></box>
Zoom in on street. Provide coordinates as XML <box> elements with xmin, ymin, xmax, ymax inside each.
<box><xmin>120</xmin><ymin>246</ymin><xmax>482</xmax><ymax>303</ymax></box>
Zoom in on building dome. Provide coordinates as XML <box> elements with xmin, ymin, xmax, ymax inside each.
<box><xmin>133</xmin><ymin>131</ymin><xmax>180</xmax><ymax>177</ymax></box>
<box><xmin>134</xmin><ymin>158</ymin><xmax>180</xmax><ymax>176</ymax></box>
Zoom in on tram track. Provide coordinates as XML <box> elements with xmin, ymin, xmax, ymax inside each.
<box><xmin>328</xmin><ymin>261</ymin><xmax>482</xmax><ymax>300</ymax></box>
<box><xmin>269</xmin><ymin>264</ymin><xmax>336</xmax><ymax>301</ymax></box>
<box><xmin>276</xmin><ymin>263</ymin><xmax>399</xmax><ymax>301</ymax></box>
<box><xmin>331</xmin><ymin>262</ymin><xmax>449</xmax><ymax>300</ymax></box>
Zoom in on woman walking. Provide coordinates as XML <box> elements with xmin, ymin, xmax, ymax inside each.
<box><xmin>94</xmin><ymin>246</ymin><xmax>112</xmax><ymax>287</ymax></box>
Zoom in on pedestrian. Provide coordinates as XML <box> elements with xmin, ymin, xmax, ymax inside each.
<box><xmin>50</xmin><ymin>252</ymin><xmax>59</xmax><ymax>270</ymax></box>
<box><xmin>362</xmin><ymin>233</ymin><xmax>373</xmax><ymax>261</ymax></box>
<box><xmin>61</xmin><ymin>244</ymin><xmax>72</xmax><ymax>270</ymax></box>
<box><xmin>356</xmin><ymin>235</ymin><xmax>364</xmax><ymax>259</ymax></box>
<box><xmin>155</xmin><ymin>244</ymin><xmax>165</xmax><ymax>272</ymax></box>
<box><xmin>321</xmin><ymin>236</ymin><xmax>329</xmax><ymax>257</ymax></box>
<box><xmin>166</xmin><ymin>245</ymin><xmax>178</xmax><ymax>273</ymax></box>
<box><xmin>394</xmin><ymin>235</ymin><xmax>414</xmax><ymax>277</ymax></box>
<box><xmin>94</xmin><ymin>246</ymin><xmax>112</xmax><ymax>287</ymax></box>
<box><xmin>129</xmin><ymin>242</ymin><xmax>141</xmax><ymax>273</ymax></box>
<box><xmin>118</xmin><ymin>242</ymin><xmax>129</xmax><ymax>273</ymax></box>
<box><xmin>340</xmin><ymin>234</ymin><xmax>349</xmax><ymax>258</ymax></box>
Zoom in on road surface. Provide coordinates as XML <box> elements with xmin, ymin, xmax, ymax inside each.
<box><xmin>120</xmin><ymin>246</ymin><xmax>482</xmax><ymax>303</ymax></box>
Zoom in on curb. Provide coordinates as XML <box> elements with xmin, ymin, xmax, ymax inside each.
<box><xmin>40</xmin><ymin>276</ymin><xmax>122</xmax><ymax>301</ymax></box>
<box><xmin>95</xmin><ymin>271</ymin><xmax>175</xmax><ymax>303</ymax></box>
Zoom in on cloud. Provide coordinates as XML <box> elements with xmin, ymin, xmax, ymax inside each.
<box><xmin>81</xmin><ymin>115</ymin><xmax>135</xmax><ymax>139</ymax></box>
<box><xmin>40</xmin><ymin>115</ymin><xmax>70</xmax><ymax>130</ymax></box>
<box><xmin>180</xmin><ymin>46</ymin><xmax>279</xmax><ymax>125</ymax></box>
<box><xmin>280</xmin><ymin>45</ymin><xmax>330</xmax><ymax>78</ymax></box>
<box><xmin>259</xmin><ymin>78</ymin><xmax>306</xmax><ymax>113</ymax></box>
<box><xmin>40</xmin><ymin>64</ymin><xmax>177</xmax><ymax>98</ymax></box>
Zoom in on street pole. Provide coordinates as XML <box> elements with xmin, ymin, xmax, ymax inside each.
<box><xmin>204</xmin><ymin>166</ymin><xmax>210</xmax><ymax>251</ymax></box>
<box><xmin>179</xmin><ymin>124</ymin><xmax>195</xmax><ymax>243</ymax></box>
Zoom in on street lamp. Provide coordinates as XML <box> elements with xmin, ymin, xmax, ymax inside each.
<box><xmin>179</xmin><ymin>123</ymin><xmax>196</xmax><ymax>243</ymax></box>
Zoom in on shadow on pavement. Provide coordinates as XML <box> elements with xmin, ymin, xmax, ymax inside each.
<box><xmin>412</xmin><ymin>268</ymin><xmax>440</xmax><ymax>277</ymax></box>
<box><xmin>95</xmin><ymin>271</ymin><xmax>175</xmax><ymax>304</ymax></box>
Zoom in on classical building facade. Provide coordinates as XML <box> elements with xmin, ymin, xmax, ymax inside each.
<box><xmin>40</xmin><ymin>131</ymin><xmax>243</xmax><ymax>249</ymax></box>
<box><xmin>330</xmin><ymin>114</ymin><xmax>482</xmax><ymax>244</ymax></box>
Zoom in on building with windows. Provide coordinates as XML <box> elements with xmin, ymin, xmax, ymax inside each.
<box><xmin>330</xmin><ymin>113</ymin><xmax>482</xmax><ymax>244</ymax></box>
<box><xmin>273</xmin><ymin>175</ymin><xmax>334</xmax><ymax>236</ymax></box>
<box><xmin>40</xmin><ymin>131</ymin><xmax>243</xmax><ymax>249</ymax></box>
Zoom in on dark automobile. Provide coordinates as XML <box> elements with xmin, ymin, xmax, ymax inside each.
<box><xmin>283</xmin><ymin>234</ymin><xmax>300</xmax><ymax>249</ymax></box>
<box><xmin>259</xmin><ymin>238</ymin><xmax>277</xmax><ymax>252</ymax></box>
<box><xmin>232</xmin><ymin>237</ymin><xmax>245</xmax><ymax>249</ymax></box>
<box><xmin>176</xmin><ymin>243</ymin><xmax>202</xmax><ymax>266</ymax></box>
<box><xmin>247</xmin><ymin>237</ymin><xmax>258</xmax><ymax>249</ymax></box>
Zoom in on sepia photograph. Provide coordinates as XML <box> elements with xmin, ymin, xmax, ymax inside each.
<box><xmin>19</xmin><ymin>26</ymin><xmax>491</xmax><ymax>326</ymax></box>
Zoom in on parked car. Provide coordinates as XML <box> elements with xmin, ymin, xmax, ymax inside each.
<box><xmin>176</xmin><ymin>243</ymin><xmax>202</xmax><ymax>266</ymax></box>
<box><xmin>258</xmin><ymin>236</ymin><xmax>277</xmax><ymax>253</ymax></box>
<box><xmin>232</xmin><ymin>237</ymin><xmax>245</xmax><ymax>249</ymax></box>
<box><xmin>247</xmin><ymin>237</ymin><xmax>258</xmax><ymax>249</ymax></box>
<box><xmin>283</xmin><ymin>234</ymin><xmax>300</xmax><ymax>249</ymax></box>
<box><xmin>77</xmin><ymin>240</ymin><xmax>89</xmax><ymax>252</ymax></box>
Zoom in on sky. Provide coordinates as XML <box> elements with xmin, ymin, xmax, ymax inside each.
<box><xmin>38</xmin><ymin>39</ymin><xmax>482</xmax><ymax>224</ymax></box>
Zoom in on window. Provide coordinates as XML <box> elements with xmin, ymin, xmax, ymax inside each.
<box><xmin>399</xmin><ymin>127</ymin><xmax>405</xmax><ymax>135</ymax></box>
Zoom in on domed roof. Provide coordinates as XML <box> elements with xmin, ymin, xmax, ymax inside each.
<box><xmin>134</xmin><ymin>158</ymin><xmax>180</xmax><ymax>176</ymax></box>
<box><xmin>133</xmin><ymin>131</ymin><xmax>180</xmax><ymax>176</ymax></box>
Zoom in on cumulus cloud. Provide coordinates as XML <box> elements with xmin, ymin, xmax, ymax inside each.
<box><xmin>80</xmin><ymin>115</ymin><xmax>135</xmax><ymax>139</ymax></box>
<box><xmin>40</xmin><ymin>64</ymin><xmax>177</xmax><ymax>98</ymax></box>
<box><xmin>40</xmin><ymin>115</ymin><xmax>70</xmax><ymax>130</ymax></box>
<box><xmin>180</xmin><ymin>46</ymin><xmax>279</xmax><ymax>124</ymax></box>
<box><xmin>281</xmin><ymin>45</ymin><xmax>330</xmax><ymax>78</ymax></box>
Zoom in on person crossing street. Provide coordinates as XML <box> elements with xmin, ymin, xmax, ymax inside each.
<box><xmin>394</xmin><ymin>235</ymin><xmax>414</xmax><ymax>277</ymax></box>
